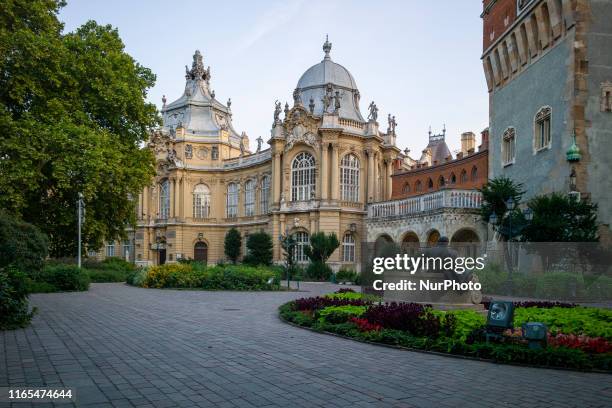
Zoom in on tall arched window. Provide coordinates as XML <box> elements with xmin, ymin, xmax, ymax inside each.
<box><xmin>460</xmin><ymin>169</ymin><xmax>468</xmax><ymax>183</ymax></box>
<box><xmin>427</xmin><ymin>178</ymin><xmax>434</xmax><ymax>190</ymax></box>
<box><xmin>291</xmin><ymin>152</ymin><xmax>315</xmax><ymax>201</ymax></box>
<box><xmin>159</xmin><ymin>179</ymin><xmax>170</xmax><ymax>219</ymax></box>
<box><xmin>503</xmin><ymin>127</ymin><xmax>516</xmax><ymax>165</ymax></box>
<box><xmin>260</xmin><ymin>175</ymin><xmax>270</xmax><ymax>214</ymax></box>
<box><xmin>402</xmin><ymin>183</ymin><xmax>410</xmax><ymax>194</ymax></box>
<box><xmin>534</xmin><ymin>106</ymin><xmax>551</xmax><ymax>151</ymax></box>
<box><xmin>244</xmin><ymin>179</ymin><xmax>255</xmax><ymax>216</ymax></box>
<box><xmin>438</xmin><ymin>176</ymin><xmax>445</xmax><ymax>187</ymax></box>
<box><xmin>415</xmin><ymin>180</ymin><xmax>423</xmax><ymax>192</ymax></box>
<box><xmin>450</xmin><ymin>173</ymin><xmax>457</xmax><ymax>184</ymax></box>
<box><xmin>193</xmin><ymin>184</ymin><xmax>211</xmax><ymax>218</ymax></box>
<box><xmin>340</xmin><ymin>154</ymin><xmax>360</xmax><ymax>202</ymax></box>
<box><xmin>342</xmin><ymin>233</ymin><xmax>355</xmax><ymax>263</ymax></box>
<box><xmin>471</xmin><ymin>166</ymin><xmax>478</xmax><ymax>182</ymax></box>
<box><xmin>226</xmin><ymin>183</ymin><xmax>238</xmax><ymax>218</ymax></box>
<box><xmin>294</xmin><ymin>231</ymin><xmax>309</xmax><ymax>263</ymax></box>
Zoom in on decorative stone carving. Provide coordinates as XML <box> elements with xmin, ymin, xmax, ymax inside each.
<box><xmin>185</xmin><ymin>144</ymin><xmax>193</xmax><ymax>159</ymax></box>
<box><xmin>285</xmin><ymin>124</ymin><xmax>319</xmax><ymax>151</ymax></box>
<box><xmin>196</xmin><ymin>147</ymin><xmax>208</xmax><ymax>159</ymax></box>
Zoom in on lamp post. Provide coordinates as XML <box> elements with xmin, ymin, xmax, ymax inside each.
<box><xmin>77</xmin><ymin>192</ymin><xmax>84</xmax><ymax>268</ymax></box>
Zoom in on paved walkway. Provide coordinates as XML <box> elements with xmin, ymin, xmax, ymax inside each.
<box><xmin>1</xmin><ymin>283</ymin><xmax>611</xmax><ymax>408</ymax></box>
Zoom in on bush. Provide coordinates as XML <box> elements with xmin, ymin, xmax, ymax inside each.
<box><xmin>514</xmin><ymin>306</ymin><xmax>612</xmax><ymax>339</ymax></box>
<box><xmin>224</xmin><ymin>228</ymin><xmax>241</xmax><ymax>264</ymax></box>
<box><xmin>244</xmin><ymin>232</ymin><xmax>273</xmax><ymax>266</ymax></box>
<box><xmin>86</xmin><ymin>268</ymin><xmax>128</xmax><ymax>283</ymax></box>
<box><xmin>306</xmin><ymin>261</ymin><xmax>332</xmax><ymax>281</ymax></box>
<box><xmin>319</xmin><ymin>305</ymin><xmax>367</xmax><ymax>324</ymax></box>
<box><xmin>134</xmin><ymin>263</ymin><xmax>280</xmax><ymax>291</ymax></box>
<box><xmin>336</xmin><ymin>269</ymin><xmax>358</xmax><ymax>283</ymax></box>
<box><xmin>534</xmin><ymin>272</ymin><xmax>584</xmax><ymax>299</ymax></box>
<box><xmin>0</xmin><ymin>267</ymin><xmax>35</xmax><ymax>330</ymax></box>
<box><xmin>362</xmin><ymin>302</ymin><xmax>441</xmax><ymax>338</ymax></box>
<box><xmin>38</xmin><ymin>265</ymin><xmax>90</xmax><ymax>292</ymax></box>
<box><xmin>0</xmin><ymin>212</ymin><xmax>48</xmax><ymax>278</ymax></box>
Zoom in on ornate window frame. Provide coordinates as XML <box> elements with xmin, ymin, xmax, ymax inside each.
<box><xmin>291</xmin><ymin>152</ymin><xmax>316</xmax><ymax>201</ymax></box>
<box><xmin>533</xmin><ymin>106</ymin><xmax>552</xmax><ymax>153</ymax></box>
<box><xmin>340</xmin><ymin>153</ymin><xmax>360</xmax><ymax>202</ymax></box>
<box><xmin>159</xmin><ymin>179</ymin><xmax>170</xmax><ymax>219</ymax></box>
<box><xmin>226</xmin><ymin>182</ymin><xmax>238</xmax><ymax>218</ymax></box>
<box><xmin>342</xmin><ymin>233</ymin><xmax>356</xmax><ymax>263</ymax></box>
<box><xmin>502</xmin><ymin>127</ymin><xmax>516</xmax><ymax>166</ymax></box>
<box><xmin>244</xmin><ymin>179</ymin><xmax>255</xmax><ymax>216</ymax></box>
<box><xmin>293</xmin><ymin>231</ymin><xmax>310</xmax><ymax>263</ymax></box>
<box><xmin>193</xmin><ymin>183</ymin><xmax>211</xmax><ymax>218</ymax></box>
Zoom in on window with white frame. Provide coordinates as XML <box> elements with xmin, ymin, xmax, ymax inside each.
<box><xmin>193</xmin><ymin>184</ymin><xmax>211</xmax><ymax>218</ymax></box>
<box><xmin>244</xmin><ymin>179</ymin><xmax>255</xmax><ymax>216</ymax></box>
<box><xmin>342</xmin><ymin>233</ymin><xmax>355</xmax><ymax>263</ymax></box>
<box><xmin>293</xmin><ymin>231</ymin><xmax>310</xmax><ymax>263</ymax></box>
<box><xmin>340</xmin><ymin>154</ymin><xmax>360</xmax><ymax>202</ymax></box>
<box><xmin>291</xmin><ymin>152</ymin><xmax>315</xmax><ymax>201</ymax></box>
<box><xmin>534</xmin><ymin>107</ymin><xmax>551</xmax><ymax>151</ymax></box>
<box><xmin>260</xmin><ymin>175</ymin><xmax>270</xmax><ymax>214</ymax></box>
<box><xmin>106</xmin><ymin>242</ymin><xmax>115</xmax><ymax>257</ymax></box>
<box><xmin>502</xmin><ymin>127</ymin><xmax>516</xmax><ymax>165</ymax></box>
<box><xmin>122</xmin><ymin>240</ymin><xmax>132</xmax><ymax>260</ymax></box>
<box><xmin>159</xmin><ymin>180</ymin><xmax>170</xmax><ymax>219</ymax></box>
<box><xmin>227</xmin><ymin>183</ymin><xmax>238</xmax><ymax>218</ymax></box>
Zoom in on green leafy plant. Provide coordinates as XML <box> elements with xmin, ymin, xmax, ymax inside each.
<box><xmin>318</xmin><ymin>305</ymin><xmax>367</xmax><ymax>324</ymax></box>
<box><xmin>38</xmin><ymin>265</ymin><xmax>90</xmax><ymax>292</ymax></box>
<box><xmin>1</xmin><ymin>267</ymin><xmax>35</xmax><ymax>330</ymax></box>
<box><xmin>0</xmin><ymin>212</ymin><xmax>48</xmax><ymax>279</ymax></box>
<box><xmin>243</xmin><ymin>231</ymin><xmax>273</xmax><ymax>266</ymax></box>
<box><xmin>224</xmin><ymin>228</ymin><xmax>242</xmax><ymax>264</ymax></box>
<box><xmin>304</xmin><ymin>232</ymin><xmax>339</xmax><ymax>281</ymax></box>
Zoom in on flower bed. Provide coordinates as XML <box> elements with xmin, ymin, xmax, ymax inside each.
<box><xmin>127</xmin><ymin>263</ymin><xmax>281</xmax><ymax>291</ymax></box>
<box><xmin>279</xmin><ymin>289</ymin><xmax>612</xmax><ymax>372</ymax></box>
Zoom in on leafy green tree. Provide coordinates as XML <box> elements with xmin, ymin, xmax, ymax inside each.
<box><xmin>244</xmin><ymin>232</ymin><xmax>273</xmax><ymax>266</ymax></box>
<box><xmin>479</xmin><ymin>177</ymin><xmax>526</xmax><ymax>240</ymax></box>
<box><xmin>0</xmin><ymin>0</ymin><xmax>159</xmax><ymax>256</ymax></box>
<box><xmin>0</xmin><ymin>211</ymin><xmax>48</xmax><ymax>278</ymax></box>
<box><xmin>224</xmin><ymin>228</ymin><xmax>241</xmax><ymax>264</ymax></box>
<box><xmin>304</xmin><ymin>232</ymin><xmax>339</xmax><ymax>281</ymax></box>
<box><xmin>279</xmin><ymin>232</ymin><xmax>296</xmax><ymax>282</ymax></box>
<box><xmin>523</xmin><ymin>193</ymin><xmax>598</xmax><ymax>242</ymax></box>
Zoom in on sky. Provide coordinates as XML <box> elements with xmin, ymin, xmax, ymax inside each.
<box><xmin>59</xmin><ymin>0</ymin><xmax>489</xmax><ymax>155</ymax></box>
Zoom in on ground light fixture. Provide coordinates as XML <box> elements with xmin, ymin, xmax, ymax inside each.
<box><xmin>485</xmin><ymin>300</ymin><xmax>515</xmax><ymax>343</ymax></box>
<box><xmin>522</xmin><ymin>322</ymin><xmax>548</xmax><ymax>349</ymax></box>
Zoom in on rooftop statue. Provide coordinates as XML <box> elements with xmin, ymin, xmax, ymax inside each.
<box><xmin>273</xmin><ymin>100</ymin><xmax>281</xmax><ymax>123</ymax></box>
<box><xmin>367</xmin><ymin>101</ymin><xmax>378</xmax><ymax>121</ymax></box>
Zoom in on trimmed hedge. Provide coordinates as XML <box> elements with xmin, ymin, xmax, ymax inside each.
<box><xmin>1</xmin><ymin>267</ymin><xmax>35</xmax><ymax>330</ymax></box>
<box><xmin>29</xmin><ymin>265</ymin><xmax>90</xmax><ymax>292</ymax></box>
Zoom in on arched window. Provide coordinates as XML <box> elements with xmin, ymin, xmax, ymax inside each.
<box><xmin>342</xmin><ymin>233</ymin><xmax>355</xmax><ymax>263</ymax></box>
<box><xmin>450</xmin><ymin>173</ymin><xmax>457</xmax><ymax>184</ymax></box>
<box><xmin>194</xmin><ymin>241</ymin><xmax>208</xmax><ymax>263</ymax></box>
<box><xmin>226</xmin><ymin>183</ymin><xmax>238</xmax><ymax>218</ymax></box>
<box><xmin>294</xmin><ymin>231</ymin><xmax>309</xmax><ymax>263</ymax></box>
<box><xmin>244</xmin><ymin>179</ymin><xmax>255</xmax><ymax>216</ymax></box>
<box><xmin>438</xmin><ymin>176</ymin><xmax>445</xmax><ymax>187</ymax></box>
<box><xmin>159</xmin><ymin>179</ymin><xmax>170</xmax><ymax>219</ymax></box>
<box><xmin>402</xmin><ymin>182</ymin><xmax>410</xmax><ymax>194</ymax></box>
<box><xmin>415</xmin><ymin>180</ymin><xmax>423</xmax><ymax>192</ymax></box>
<box><xmin>503</xmin><ymin>127</ymin><xmax>516</xmax><ymax>165</ymax></box>
<box><xmin>460</xmin><ymin>170</ymin><xmax>468</xmax><ymax>183</ymax></box>
<box><xmin>340</xmin><ymin>154</ymin><xmax>360</xmax><ymax>202</ymax></box>
<box><xmin>428</xmin><ymin>178</ymin><xmax>434</xmax><ymax>190</ymax></box>
<box><xmin>260</xmin><ymin>175</ymin><xmax>270</xmax><ymax>214</ymax></box>
<box><xmin>291</xmin><ymin>152</ymin><xmax>315</xmax><ymax>201</ymax></box>
<box><xmin>534</xmin><ymin>106</ymin><xmax>551</xmax><ymax>151</ymax></box>
<box><xmin>193</xmin><ymin>184</ymin><xmax>211</xmax><ymax>218</ymax></box>
<box><xmin>471</xmin><ymin>166</ymin><xmax>478</xmax><ymax>182</ymax></box>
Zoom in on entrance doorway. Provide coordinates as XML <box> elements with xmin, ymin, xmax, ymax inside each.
<box><xmin>159</xmin><ymin>248</ymin><xmax>166</xmax><ymax>265</ymax></box>
<box><xmin>194</xmin><ymin>241</ymin><xmax>208</xmax><ymax>263</ymax></box>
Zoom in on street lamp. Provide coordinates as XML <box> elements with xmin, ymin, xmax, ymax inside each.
<box><xmin>77</xmin><ymin>192</ymin><xmax>84</xmax><ymax>268</ymax></box>
<box><xmin>488</xmin><ymin>212</ymin><xmax>498</xmax><ymax>226</ymax></box>
<box><xmin>524</xmin><ymin>207</ymin><xmax>533</xmax><ymax>222</ymax></box>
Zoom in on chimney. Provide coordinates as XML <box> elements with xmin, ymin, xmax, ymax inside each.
<box><xmin>461</xmin><ymin>132</ymin><xmax>476</xmax><ymax>155</ymax></box>
<box><xmin>480</xmin><ymin>128</ymin><xmax>489</xmax><ymax>151</ymax></box>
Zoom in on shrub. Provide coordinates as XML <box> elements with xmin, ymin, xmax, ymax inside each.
<box><xmin>0</xmin><ymin>212</ymin><xmax>48</xmax><ymax>278</ymax></box>
<box><xmin>39</xmin><ymin>265</ymin><xmax>90</xmax><ymax>292</ymax></box>
<box><xmin>481</xmin><ymin>297</ymin><xmax>578</xmax><ymax>310</ymax></box>
<box><xmin>584</xmin><ymin>275</ymin><xmax>612</xmax><ymax>300</ymax></box>
<box><xmin>547</xmin><ymin>333</ymin><xmax>612</xmax><ymax>354</ymax></box>
<box><xmin>362</xmin><ymin>303</ymin><xmax>441</xmax><ymax>338</ymax></box>
<box><xmin>86</xmin><ymin>268</ymin><xmax>128</xmax><ymax>283</ymax></box>
<box><xmin>474</xmin><ymin>263</ymin><xmax>506</xmax><ymax>294</ymax></box>
<box><xmin>244</xmin><ymin>232</ymin><xmax>273</xmax><ymax>266</ymax></box>
<box><xmin>292</xmin><ymin>296</ymin><xmax>371</xmax><ymax>311</ymax></box>
<box><xmin>319</xmin><ymin>305</ymin><xmax>367</xmax><ymax>324</ymax></box>
<box><xmin>306</xmin><ymin>261</ymin><xmax>332</xmax><ymax>281</ymax></box>
<box><xmin>224</xmin><ymin>228</ymin><xmax>241</xmax><ymax>264</ymax></box>
<box><xmin>534</xmin><ymin>272</ymin><xmax>584</xmax><ymax>299</ymax></box>
<box><xmin>303</xmin><ymin>232</ymin><xmax>339</xmax><ymax>281</ymax></box>
<box><xmin>336</xmin><ymin>269</ymin><xmax>358</xmax><ymax>283</ymax></box>
<box><xmin>349</xmin><ymin>317</ymin><xmax>382</xmax><ymax>332</ymax></box>
<box><xmin>0</xmin><ymin>267</ymin><xmax>35</xmax><ymax>330</ymax></box>
<box><xmin>514</xmin><ymin>306</ymin><xmax>612</xmax><ymax>339</ymax></box>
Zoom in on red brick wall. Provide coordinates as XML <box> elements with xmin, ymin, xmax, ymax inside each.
<box><xmin>483</xmin><ymin>0</ymin><xmax>517</xmax><ymax>51</ymax></box>
<box><xmin>391</xmin><ymin>150</ymin><xmax>489</xmax><ymax>199</ymax></box>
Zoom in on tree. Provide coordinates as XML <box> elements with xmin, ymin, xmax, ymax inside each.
<box><xmin>479</xmin><ymin>177</ymin><xmax>526</xmax><ymax>240</ymax></box>
<box><xmin>279</xmin><ymin>232</ymin><xmax>297</xmax><ymax>283</ymax></box>
<box><xmin>0</xmin><ymin>212</ymin><xmax>48</xmax><ymax>279</ymax></box>
<box><xmin>244</xmin><ymin>232</ymin><xmax>273</xmax><ymax>266</ymax></box>
<box><xmin>224</xmin><ymin>228</ymin><xmax>241</xmax><ymax>264</ymax></box>
<box><xmin>304</xmin><ymin>232</ymin><xmax>340</xmax><ymax>281</ymax></box>
<box><xmin>0</xmin><ymin>1</ymin><xmax>159</xmax><ymax>256</ymax></box>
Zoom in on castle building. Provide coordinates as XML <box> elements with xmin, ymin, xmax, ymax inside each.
<box><xmin>96</xmin><ymin>39</ymin><xmax>490</xmax><ymax>267</ymax></box>
<box><xmin>481</xmin><ymin>0</ymin><xmax>612</xmax><ymax>241</ymax></box>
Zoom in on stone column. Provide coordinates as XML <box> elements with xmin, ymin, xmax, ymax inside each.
<box><xmin>331</xmin><ymin>143</ymin><xmax>339</xmax><ymax>200</ymax></box>
<box><xmin>321</xmin><ymin>144</ymin><xmax>329</xmax><ymax>200</ymax></box>
<box><xmin>367</xmin><ymin>149</ymin><xmax>374</xmax><ymax>203</ymax></box>
<box><xmin>171</xmin><ymin>178</ymin><xmax>176</xmax><ymax>218</ymax></box>
<box><xmin>386</xmin><ymin>160</ymin><xmax>393</xmax><ymax>199</ymax></box>
<box><xmin>273</xmin><ymin>152</ymin><xmax>281</xmax><ymax>204</ymax></box>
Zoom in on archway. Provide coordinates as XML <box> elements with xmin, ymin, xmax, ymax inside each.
<box><xmin>401</xmin><ymin>231</ymin><xmax>420</xmax><ymax>255</ymax></box>
<box><xmin>194</xmin><ymin>241</ymin><xmax>208</xmax><ymax>263</ymax></box>
<box><xmin>426</xmin><ymin>230</ymin><xmax>440</xmax><ymax>247</ymax></box>
<box><xmin>451</xmin><ymin>228</ymin><xmax>481</xmax><ymax>257</ymax></box>
<box><xmin>374</xmin><ymin>234</ymin><xmax>394</xmax><ymax>257</ymax></box>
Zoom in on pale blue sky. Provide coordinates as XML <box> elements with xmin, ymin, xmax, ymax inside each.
<box><xmin>59</xmin><ymin>0</ymin><xmax>488</xmax><ymax>155</ymax></box>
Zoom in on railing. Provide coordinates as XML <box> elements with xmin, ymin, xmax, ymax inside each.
<box><xmin>367</xmin><ymin>189</ymin><xmax>482</xmax><ymax>219</ymax></box>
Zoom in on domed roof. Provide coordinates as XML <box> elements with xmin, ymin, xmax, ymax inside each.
<box><xmin>295</xmin><ymin>37</ymin><xmax>364</xmax><ymax>122</ymax></box>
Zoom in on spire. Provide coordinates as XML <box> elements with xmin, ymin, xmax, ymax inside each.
<box><xmin>185</xmin><ymin>50</ymin><xmax>210</xmax><ymax>82</ymax></box>
<box><xmin>323</xmin><ymin>34</ymin><xmax>332</xmax><ymax>60</ymax></box>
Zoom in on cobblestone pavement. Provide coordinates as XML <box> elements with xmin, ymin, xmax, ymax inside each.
<box><xmin>1</xmin><ymin>283</ymin><xmax>611</xmax><ymax>408</ymax></box>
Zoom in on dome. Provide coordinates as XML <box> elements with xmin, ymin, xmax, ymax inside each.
<box><xmin>295</xmin><ymin>37</ymin><xmax>364</xmax><ymax>122</ymax></box>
